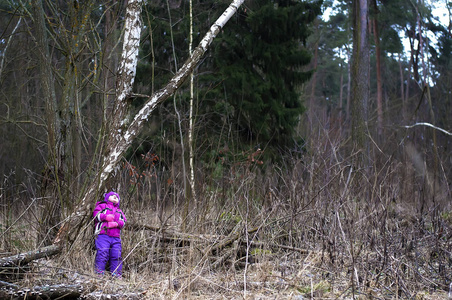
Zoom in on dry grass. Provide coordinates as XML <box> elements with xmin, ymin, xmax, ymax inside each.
<box><xmin>0</xmin><ymin>128</ymin><xmax>451</xmax><ymax>299</ymax></box>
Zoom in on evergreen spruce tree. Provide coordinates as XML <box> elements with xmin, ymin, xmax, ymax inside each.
<box><xmin>205</xmin><ymin>0</ymin><xmax>322</xmax><ymax>157</ymax></box>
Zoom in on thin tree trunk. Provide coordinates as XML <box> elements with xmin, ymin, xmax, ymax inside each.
<box><xmin>416</xmin><ymin>2</ymin><xmax>439</xmax><ymax>202</ymax></box>
<box><xmin>31</xmin><ymin>0</ymin><xmax>63</xmax><ymax>246</ymax></box>
<box><xmin>339</xmin><ymin>68</ymin><xmax>344</xmax><ymax>136</ymax></box>
<box><xmin>417</xmin><ymin>6</ymin><xmax>427</xmax><ymax>85</ymax></box>
<box><xmin>0</xmin><ymin>17</ymin><xmax>21</xmax><ymax>80</ymax></box>
<box><xmin>371</xmin><ymin>0</ymin><xmax>383</xmax><ymax>136</ymax></box>
<box><xmin>398</xmin><ymin>53</ymin><xmax>405</xmax><ymax>118</ymax></box>
<box><xmin>189</xmin><ymin>0</ymin><xmax>197</xmax><ymax>210</ymax></box>
<box><xmin>309</xmin><ymin>19</ymin><xmax>319</xmax><ymax>133</ymax></box>
<box><xmin>165</xmin><ymin>0</ymin><xmax>188</xmax><ymax>225</ymax></box>
<box><xmin>54</xmin><ymin>0</ymin><xmax>246</xmax><ymax>244</ymax></box>
<box><xmin>185</xmin><ymin>0</ymin><xmax>198</xmax><ymax>231</ymax></box>
<box><xmin>31</xmin><ymin>0</ymin><xmax>60</xmax><ymax>169</ymax></box>
<box><xmin>405</xmin><ymin>38</ymin><xmax>412</xmax><ymax>104</ymax></box>
<box><xmin>346</xmin><ymin>48</ymin><xmax>351</xmax><ymax>122</ymax></box>
<box><xmin>351</xmin><ymin>0</ymin><xmax>370</xmax><ymax>155</ymax></box>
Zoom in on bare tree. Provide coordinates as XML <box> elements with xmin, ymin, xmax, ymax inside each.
<box><xmin>55</xmin><ymin>0</ymin><xmax>246</xmax><ymax>243</ymax></box>
<box><xmin>28</xmin><ymin>0</ymin><xmax>124</xmax><ymax>245</ymax></box>
<box><xmin>31</xmin><ymin>0</ymin><xmax>63</xmax><ymax>245</ymax></box>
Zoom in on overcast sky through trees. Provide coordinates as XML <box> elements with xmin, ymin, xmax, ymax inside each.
<box><xmin>322</xmin><ymin>0</ymin><xmax>449</xmax><ymax>52</ymax></box>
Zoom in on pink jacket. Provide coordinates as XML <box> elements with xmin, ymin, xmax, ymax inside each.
<box><xmin>93</xmin><ymin>192</ymin><xmax>126</xmax><ymax>238</ymax></box>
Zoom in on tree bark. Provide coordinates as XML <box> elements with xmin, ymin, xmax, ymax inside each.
<box><xmin>309</xmin><ymin>18</ymin><xmax>320</xmax><ymax>132</ymax></box>
<box><xmin>346</xmin><ymin>48</ymin><xmax>351</xmax><ymax>122</ymax></box>
<box><xmin>371</xmin><ymin>0</ymin><xmax>383</xmax><ymax>137</ymax></box>
<box><xmin>351</xmin><ymin>0</ymin><xmax>370</xmax><ymax>156</ymax></box>
<box><xmin>0</xmin><ymin>245</ymin><xmax>61</xmax><ymax>268</ymax></box>
<box><xmin>1</xmin><ymin>284</ymin><xmax>144</xmax><ymax>300</ymax></box>
<box><xmin>13</xmin><ymin>284</ymin><xmax>84</xmax><ymax>299</ymax></box>
<box><xmin>339</xmin><ymin>68</ymin><xmax>344</xmax><ymax>136</ymax></box>
<box><xmin>112</xmin><ymin>0</ymin><xmax>143</xmax><ymax>132</ymax></box>
<box><xmin>398</xmin><ymin>53</ymin><xmax>405</xmax><ymax>118</ymax></box>
<box><xmin>55</xmin><ymin>0</ymin><xmax>246</xmax><ymax>244</ymax></box>
<box><xmin>188</xmin><ymin>0</ymin><xmax>198</xmax><ymax>213</ymax></box>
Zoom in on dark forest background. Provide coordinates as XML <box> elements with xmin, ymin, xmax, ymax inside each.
<box><xmin>0</xmin><ymin>0</ymin><xmax>451</xmax><ymax>298</ymax></box>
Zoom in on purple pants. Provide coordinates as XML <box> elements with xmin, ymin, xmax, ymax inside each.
<box><xmin>94</xmin><ymin>234</ymin><xmax>123</xmax><ymax>276</ymax></box>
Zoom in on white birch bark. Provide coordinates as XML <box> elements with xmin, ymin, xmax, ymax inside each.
<box><xmin>112</xmin><ymin>0</ymin><xmax>143</xmax><ymax>133</ymax></box>
<box><xmin>105</xmin><ymin>0</ymin><xmax>245</xmax><ymax>181</ymax></box>
<box><xmin>0</xmin><ymin>17</ymin><xmax>21</xmax><ymax>79</ymax></box>
<box><xmin>55</xmin><ymin>0</ymin><xmax>245</xmax><ymax>243</ymax></box>
<box><xmin>189</xmin><ymin>0</ymin><xmax>197</xmax><ymax>205</ymax></box>
<box><xmin>403</xmin><ymin>123</ymin><xmax>452</xmax><ymax>136</ymax></box>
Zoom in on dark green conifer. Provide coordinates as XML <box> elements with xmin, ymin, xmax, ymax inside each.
<box><xmin>207</xmin><ymin>0</ymin><xmax>322</xmax><ymax>154</ymax></box>
<box><xmin>134</xmin><ymin>0</ymin><xmax>321</xmax><ymax>165</ymax></box>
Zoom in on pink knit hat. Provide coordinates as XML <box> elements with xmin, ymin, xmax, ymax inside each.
<box><xmin>104</xmin><ymin>191</ymin><xmax>120</xmax><ymax>204</ymax></box>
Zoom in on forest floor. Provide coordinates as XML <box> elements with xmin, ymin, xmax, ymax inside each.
<box><xmin>6</xmin><ymin>245</ymin><xmax>448</xmax><ymax>300</ymax></box>
<box><xmin>3</xmin><ymin>213</ymin><xmax>452</xmax><ymax>299</ymax></box>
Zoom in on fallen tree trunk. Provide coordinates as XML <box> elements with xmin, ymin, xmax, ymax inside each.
<box><xmin>0</xmin><ymin>245</ymin><xmax>62</xmax><ymax>268</ymax></box>
<box><xmin>207</xmin><ymin>226</ymin><xmax>259</xmax><ymax>255</ymax></box>
<box><xmin>0</xmin><ymin>279</ymin><xmax>19</xmax><ymax>289</ymax></box>
<box><xmin>12</xmin><ymin>284</ymin><xmax>85</xmax><ymax>300</ymax></box>
<box><xmin>81</xmin><ymin>291</ymin><xmax>145</xmax><ymax>300</ymax></box>
<box><xmin>0</xmin><ymin>283</ymin><xmax>144</xmax><ymax>300</ymax></box>
<box><xmin>128</xmin><ymin>223</ymin><xmax>307</xmax><ymax>257</ymax></box>
<box><xmin>127</xmin><ymin>222</ymin><xmax>221</xmax><ymax>244</ymax></box>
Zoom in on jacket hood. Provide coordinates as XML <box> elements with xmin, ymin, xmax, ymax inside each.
<box><xmin>104</xmin><ymin>191</ymin><xmax>120</xmax><ymax>207</ymax></box>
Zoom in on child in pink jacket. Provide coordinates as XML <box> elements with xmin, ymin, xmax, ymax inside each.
<box><xmin>93</xmin><ymin>191</ymin><xmax>127</xmax><ymax>277</ymax></box>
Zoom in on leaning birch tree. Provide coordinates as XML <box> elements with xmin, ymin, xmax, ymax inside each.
<box><xmin>55</xmin><ymin>0</ymin><xmax>246</xmax><ymax>243</ymax></box>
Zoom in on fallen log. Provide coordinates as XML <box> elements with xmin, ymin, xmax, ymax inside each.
<box><xmin>11</xmin><ymin>283</ymin><xmax>85</xmax><ymax>299</ymax></box>
<box><xmin>81</xmin><ymin>290</ymin><xmax>145</xmax><ymax>300</ymax></box>
<box><xmin>207</xmin><ymin>226</ymin><xmax>259</xmax><ymax>255</ymax></box>
<box><xmin>0</xmin><ymin>245</ymin><xmax>62</xmax><ymax>268</ymax></box>
<box><xmin>0</xmin><ymin>279</ymin><xmax>19</xmax><ymax>289</ymax></box>
<box><xmin>0</xmin><ymin>280</ymin><xmax>145</xmax><ymax>299</ymax></box>
<box><xmin>251</xmin><ymin>241</ymin><xmax>308</xmax><ymax>254</ymax></box>
<box><xmin>129</xmin><ymin>223</ymin><xmax>308</xmax><ymax>260</ymax></box>
<box><xmin>127</xmin><ymin>222</ymin><xmax>222</xmax><ymax>245</ymax></box>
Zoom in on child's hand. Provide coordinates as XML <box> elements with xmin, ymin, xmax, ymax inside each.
<box><xmin>105</xmin><ymin>214</ymin><xmax>114</xmax><ymax>222</ymax></box>
<box><xmin>107</xmin><ymin>222</ymin><xmax>118</xmax><ymax>228</ymax></box>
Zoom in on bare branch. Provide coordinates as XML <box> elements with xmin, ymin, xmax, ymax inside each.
<box><xmin>403</xmin><ymin>122</ymin><xmax>452</xmax><ymax>136</ymax></box>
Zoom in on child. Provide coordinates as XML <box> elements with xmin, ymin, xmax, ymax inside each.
<box><xmin>93</xmin><ymin>191</ymin><xmax>127</xmax><ymax>277</ymax></box>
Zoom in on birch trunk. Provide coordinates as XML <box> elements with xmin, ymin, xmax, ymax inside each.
<box><xmin>111</xmin><ymin>0</ymin><xmax>143</xmax><ymax>134</ymax></box>
<box><xmin>189</xmin><ymin>0</ymin><xmax>197</xmax><ymax>209</ymax></box>
<box><xmin>55</xmin><ymin>0</ymin><xmax>245</xmax><ymax>243</ymax></box>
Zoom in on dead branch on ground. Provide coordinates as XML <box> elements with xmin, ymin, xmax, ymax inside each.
<box><xmin>0</xmin><ymin>245</ymin><xmax>62</xmax><ymax>269</ymax></box>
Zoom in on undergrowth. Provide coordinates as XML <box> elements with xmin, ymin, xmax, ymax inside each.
<box><xmin>0</xmin><ymin>130</ymin><xmax>451</xmax><ymax>299</ymax></box>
